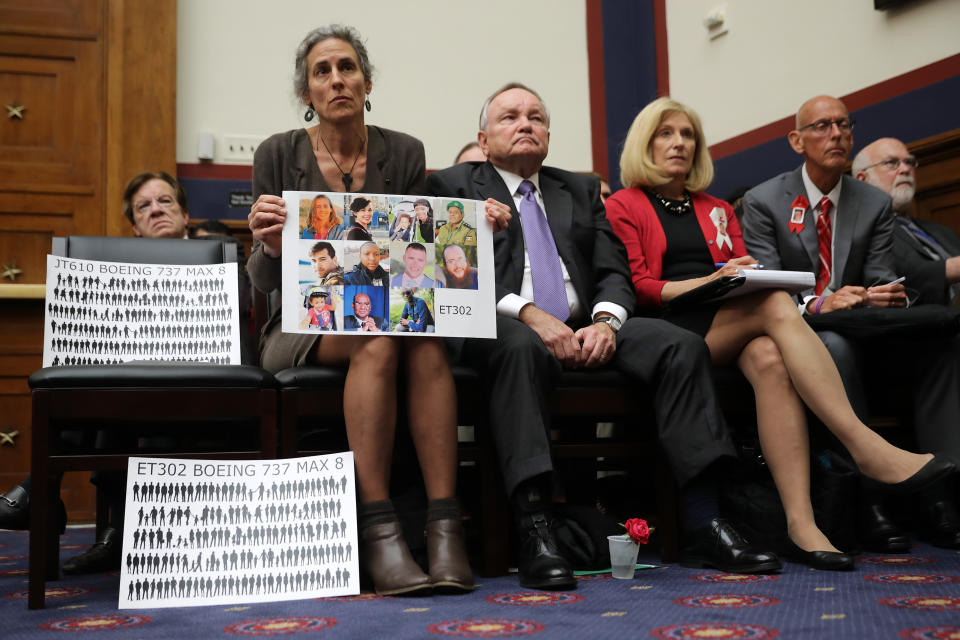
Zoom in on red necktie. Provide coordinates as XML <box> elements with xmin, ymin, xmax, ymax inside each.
<box><xmin>815</xmin><ymin>197</ymin><xmax>833</xmax><ymax>296</ymax></box>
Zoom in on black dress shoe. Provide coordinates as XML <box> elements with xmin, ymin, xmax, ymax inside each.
<box><xmin>680</xmin><ymin>518</ymin><xmax>782</xmax><ymax>574</ymax></box>
<box><xmin>62</xmin><ymin>527</ymin><xmax>122</xmax><ymax>575</ymax></box>
<box><xmin>919</xmin><ymin>501</ymin><xmax>960</xmax><ymax>549</ymax></box>
<box><xmin>516</xmin><ymin>513</ymin><xmax>576</xmax><ymax>590</ymax></box>
<box><xmin>857</xmin><ymin>501</ymin><xmax>910</xmax><ymax>553</ymax></box>
<box><xmin>786</xmin><ymin>542</ymin><xmax>854</xmax><ymax>571</ymax></box>
<box><xmin>0</xmin><ymin>484</ymin><xmax>66</xmax><ymax>534</ymax></box>
<box><xmin>871</xmin><ymin>455</ymin><xmax>957</xmax><ymax>496</ymax></box>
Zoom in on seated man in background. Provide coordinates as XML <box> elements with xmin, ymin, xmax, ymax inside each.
<box><xmin>189</xmin><ymin>219</ymin><xmax>231</xmax><ymax>238</ymax></box>
<box><xmin>454</xmin><ymin>141</ymin><xmax>486</xmax><ymax>164</ymax></box>
<box><xmin>428</xmin><ymin>82</ymin><xmax>780</xmax><ymax>590</ymax></box>
<box><xmin>0</xmin><ymin>171</ymin><xmax>255</xmax><ymax>571</ymax></box>
<box><xmin>853</xmin><ymin>137</ymin><xmax>960</xmax><ymax>306</ymax></box>
<box><xmin>743</xmin><ymin>97</ymin><xmax>960</xmax><ymax>551</ymax></box>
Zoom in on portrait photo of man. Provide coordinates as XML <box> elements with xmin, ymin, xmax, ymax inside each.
<box><xmin>438</xmin><ymin>243</ymin><xmax>478</xmax><ymax>290</ymax></box>
<box><xmin>343</xmin><ymin>287</ymin><xmax>390</xmax><ymax>332</ymax></box>
<box><xmin>390</xmin><ymin>242</ymin><xmax>435</xmax><ymax>288</ymax></box>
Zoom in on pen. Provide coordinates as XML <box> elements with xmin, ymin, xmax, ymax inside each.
<box><xmin>882</xmin><ymin>276</ymin><xmax>906</xmax><ymax>286</ymax></box>
<box><xmin>715</xmin><ymin>263</ymin><xmax>763</xmax><ymax>269</ymax></box>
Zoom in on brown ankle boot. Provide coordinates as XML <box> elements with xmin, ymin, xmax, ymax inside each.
<box><xmin>426</xmin><ymin>517</ymin><xmax>474</xmax><ymax>593</ymax></box>
<box><xmin>360</xmin><ymin>520</ymin><xmax>432</xmax><ymax>596</ymax></box>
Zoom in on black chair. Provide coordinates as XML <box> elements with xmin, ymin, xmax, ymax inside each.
<box><xmin>274</xmin><ymin>361</ymin><xmax>681</xmax><ymax>576</ymax></box>
<box><xmin>28</xmin><ymin>236</ymin><xmax>277</xmax><ymax>609</ymax></box>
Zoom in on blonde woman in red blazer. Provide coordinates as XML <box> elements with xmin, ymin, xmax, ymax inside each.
<box><xmin>605</xmin><ymin>98</ymin><xmax>950</xmax><ymax>571</ymax></box>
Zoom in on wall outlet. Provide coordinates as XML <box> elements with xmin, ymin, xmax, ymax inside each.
<box><xmin>222</xmin><ymin>135</ymin><xmax>264</xmax><ymax>163</ymax></box>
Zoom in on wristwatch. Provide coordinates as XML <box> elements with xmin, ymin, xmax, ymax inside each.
<box><xmin>594</xmin><ymin>315</ymin><xmax>622</xmax><ymax>333</ymax></box>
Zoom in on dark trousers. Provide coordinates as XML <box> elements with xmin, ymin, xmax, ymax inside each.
<box><xmin>463</xmin><ymin>315</ymin><xmax>737</xmax><ymax>497</ymax></box>
<box><xmin>818</xmin><ymin>330</ymin><xmax>960</xmax><ymax>466</ymax></box>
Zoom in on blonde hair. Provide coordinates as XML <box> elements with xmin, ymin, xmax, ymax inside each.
<box><xmin>619</xmin><ymin>97</ymin><xmax>714</xmax><ymax>193</ymax></box>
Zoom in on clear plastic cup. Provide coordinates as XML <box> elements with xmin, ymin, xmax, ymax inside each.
<box><xmin>608</xmin><ymin>534</ymin><xmax>640</xmax><ymax>579</ymax></box>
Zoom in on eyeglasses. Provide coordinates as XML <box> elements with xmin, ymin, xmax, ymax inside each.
<box><xmin>860</xmin><ymin>156</ymin><xmax>919</xmax><ymax>172</ymax></box>
<box><xmin>133</xmin><ymin>196</ymin><xmax>178</xmax><ymax>216</ymax></box>
<box><xmin>797</xmin><ymin>118</ymin><xmax>855</xmax><ymax>136</ymax></box>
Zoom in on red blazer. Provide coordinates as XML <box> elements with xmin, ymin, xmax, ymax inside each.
<box><xmin>605</xmin><ymin>188</ymin><xmax>746</xmax><ymax>308</ymax></box>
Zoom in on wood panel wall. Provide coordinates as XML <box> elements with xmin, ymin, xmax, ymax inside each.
<box><xmin>0</xmin><ymin>0</ymin><xmax>176</xmax><ymax>521</ymax></box>
<box><xmin>911</xmin><ymin>129</ymin><xmax>960</xmax><ymax>235</ymax></box>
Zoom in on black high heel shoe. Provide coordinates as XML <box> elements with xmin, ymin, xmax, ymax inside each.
<box><xmin>865</xmin><ymin>455</ymin><xmax>956</xmax><ymax>496</ymax></box>
<box><xmin>786</xmin><ymin>542</ymin><xmax>854</xmax><ymax>571</ymax></box>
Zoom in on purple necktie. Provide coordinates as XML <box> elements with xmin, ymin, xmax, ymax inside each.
<box><xmin>517</xmin><ymin>180</ymin><xmax>569</xmax><ymax>321</ymax></box>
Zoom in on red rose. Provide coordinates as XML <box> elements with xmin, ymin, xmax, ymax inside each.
<box><xmin>624</xmin><ymin>518</ymin><xmax>649</xmax><ymax>545</ymax></box>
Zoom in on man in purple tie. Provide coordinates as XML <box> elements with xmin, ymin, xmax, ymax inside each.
<box><xmin>427</xmin><ymin>83</ymin><xmax>778</xmax><ymax>590</ymax></box>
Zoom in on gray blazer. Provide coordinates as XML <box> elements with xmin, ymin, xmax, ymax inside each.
<box><xmin>742</xmin><ymin>166</ymin><xmax>897</xmax><ymax>298</ymax></box>
<box><xmin>247</xmin><ymin>125</ymin><xmax>425</xmax><ymax>372</ymax></box>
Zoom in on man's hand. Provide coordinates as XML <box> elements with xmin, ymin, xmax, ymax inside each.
<box><xmin>575</xmin><ymin>320</ymin><xmax>617</xmax><ymax>368</ymax></box>
<box><xmin>519</xmin><ymin>304</ymin><xmax>581</xmax><ymax>367</ymax></box>
<box><xmin>249</xmin><ymin>195</ymin><xmax>286</xmax><ymax>258</ymax></box>
<box><xmin>400</xmin><ymin>318</ymin><xmax>410</xmax><ymax>326</ymax></box>
<box><xmin>483</xmin><ymin>198</ymin><xmax>512</xmax><ymax>232</ymax></box>
<box><xmin>946</xmin><ymin>256</ymin><xmax>960</xmax><ymax>284</ymax></box>
<box><xmin>361</xmin><ymin>317</ymin><xmax>381</xmax><ymax>332</ymax></box>
<box><xmin>865</xmin><ymin>283</ymin><xmax>907</xmax><ymax>308</ymax></box>
<box><xmin>808</xmin><ymin>285</ymin><xmax>869</xmax><ymax>313</ymax></box>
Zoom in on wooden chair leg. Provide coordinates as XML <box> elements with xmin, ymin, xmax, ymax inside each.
<box><xmin>29</xmin><ymin>392</ymin><xmax>54</xmax><ymax>609</ymax></box>
<box><xmin>476</xmin><ymin>419</ymin><xmax>509</xmax><ymax>576</ymax></box>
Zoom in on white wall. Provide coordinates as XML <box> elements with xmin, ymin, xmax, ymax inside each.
<box><xmin>176</xmin><ymin>0</ymin><xmax>592</xmax><ymax>170</ymax></box>
<box><xmin>666</xmin><ymin>0</ymin><xmax>960</xmax><ymax>146</ymax></box>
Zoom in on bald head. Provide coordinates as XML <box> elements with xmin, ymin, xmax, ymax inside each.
<box><xmin>853</xmin><ymin>137</ymin><xmax>917</xmax><ymax>213</ymax></box>
<box><xmin>788</xmin><ymin>95</ymin><xmax>853</xmax><ymax>191</ymax></box>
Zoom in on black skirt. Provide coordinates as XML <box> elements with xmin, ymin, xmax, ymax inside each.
<box><xmin>662</xmin><ymin>302</ymin><xmax>722</xmax><ymax>338</ymax></box>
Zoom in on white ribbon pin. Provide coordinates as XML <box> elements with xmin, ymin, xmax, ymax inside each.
<box><xmin>709</xmin><ymin>207</ymin><xmax>733</xmax><ymax>251</ymax></box>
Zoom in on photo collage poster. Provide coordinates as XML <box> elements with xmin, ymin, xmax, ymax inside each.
<box><xmin>280</xmin><ymin>191</ymin><xmax>496</xmax><ymax>338</ymax></box>
<box><xmin>119</xmin><ymin>453</ymin><xmax>358</xmax><ymax>609</ymax></box>
<box><xmin>42</xmin><ymin>256</ymin><xmax>241</xmax><ymax>367</ymax></box>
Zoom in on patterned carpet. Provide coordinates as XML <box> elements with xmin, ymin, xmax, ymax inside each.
<box><xmin>3</xmin><ymin>526</ymin><xmax>960</xmax><ymax>639</ymax></box>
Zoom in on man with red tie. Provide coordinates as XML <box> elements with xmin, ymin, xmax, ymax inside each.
<box><xmin>742</xmin><ymin>95</ymin><xmax>960</xmax><ymax>552</ymax></box>
<box><xmin>428</xmin><ymin>83</ymin><xmax>780</xmax><ymax>590</ymax></box>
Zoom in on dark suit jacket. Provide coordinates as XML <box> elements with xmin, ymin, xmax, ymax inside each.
<box><xmin>343</xmin><ymin>315</ymin><xmax>390</xmax><ymax>332</ymax></box>
<box><xmin>425</xmin><ymin>161</ymin><xmax>635</xmax><ymax>323</ymax></box>
<box><xmin>893</xmin><ymin>216</ymin><xmax>960</xmax><ymax>305</ymax></box>
<box><xmin>742</xmin><ymin>166</ymin><xmax>897</xmax><ymax>297</ymax></box>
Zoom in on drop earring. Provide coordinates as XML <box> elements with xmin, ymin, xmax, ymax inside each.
<box><xmin>304</xmin><ymin>105</ymin><xmax>316</xmax><ymax>122</ymax></box>
<box><xmin>364</xmin><ymin>97</ymin><xmax>372</xmax><ymax>112</ymax></box>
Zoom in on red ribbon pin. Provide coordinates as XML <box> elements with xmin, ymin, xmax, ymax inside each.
<box><xmin>788</xmin><ymin>195</ymin><xmax>809</xmax><ymax>234</ymax></box>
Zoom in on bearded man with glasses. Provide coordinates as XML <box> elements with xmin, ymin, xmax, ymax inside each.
<box><xmin>854</xmin><ymin>137</ymin><xmax>960</xmax><ymax>307</ymax></box>
<box><xmin>742</xmin><ymin>96</ymin><xmax>960</xmax><ymax>554</ymax></box>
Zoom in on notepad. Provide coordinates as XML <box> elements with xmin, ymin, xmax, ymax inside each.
<box><xmin>666</xmin><ymin>269</ymin><xmax>815</xmax><ymax>309</ymax></box>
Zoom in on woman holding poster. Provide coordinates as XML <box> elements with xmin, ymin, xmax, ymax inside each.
<box><xmin>247</xmin><ymin>25</ymin><xmax>474</xmax><ymax>596</ymax></box>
